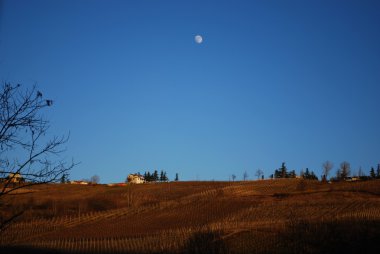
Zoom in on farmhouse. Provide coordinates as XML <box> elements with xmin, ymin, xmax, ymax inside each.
<box><xmin>127</xmin><ymin>174</ymin><xmax>145</xmax><ymax>184</ymax></box>
<box><xmin>70</xmin><ymin>180</ymin><xmax>89</xmax><ymax>185</ymax></box>
<box><xmin>7</xmin><ymin>173</ymin><xmax>23</xmax><ymax>183</ymax></box>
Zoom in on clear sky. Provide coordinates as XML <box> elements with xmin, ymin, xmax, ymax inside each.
<box><xmin>1</xmin><ymin>0</ymin><xmax>379</xmax><ymax>183</ymax></box>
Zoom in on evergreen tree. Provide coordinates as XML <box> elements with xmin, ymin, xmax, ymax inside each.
<box><xmin>160</xmin><ymin>170</ymin><xmax>164</xmax><ymax>182</ymax></box>
<box><xmin>303</xmin><ymin>168</ymin><xmax>311</xmax><ymax>179</ymax></box>
<box><xmin>153</xmin><ymin>170</ymin><xmax>158</xmax><ymax>181</ymax></box>
<box><xmin>175</xmin><ymin>173</ymin><xmax>179</xmax><ymax>181</ymax></box>
<box><xmin>60</xmin><ymin>174</ymin><xmax>66</xmax><ymax>184</ymax></box>
<box><xmin>146</xmin><ymin>171</ymin><xmax>152</xmax><ymax>182</ymax></box>
<box><xmin>163</xmin><ymin>171</ymin><xmax>168</xmax><ymax>182</ymax></box>
<box><xmin>309</xmin><ymin>171</ymin><xmax>318</xmax><ymax>180</ymax></box>
<box><xmin>288</xmin><ymin>170</ymin><xmax>296</xmax><ymax>178</ymax></box>
<box><xmin>302</xmin><ymin>168</ymin><xmax>318</xmax><ymax>180</ymax></box>
<box><xmin>377</xmin><ymin>164</ymin><xmax>380</xmax><ymax>179</ymax></box>
<box><xmin>370</xmin><ymin>167</ymin><xmax>376</xmax><ymax>179</ymax></box>
<box><xmin>280</xmin><ymin>162</ymin><xmax>287</xmax><ymax>178</ymax></box>
<box><xmin>274</xmin><ymin>162</ymin><xmax>288</xmax><ymax>178</ymax></box>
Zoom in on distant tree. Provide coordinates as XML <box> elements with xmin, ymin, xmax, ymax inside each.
<box><xmin>90</xmin><ymin>175</ymin><xmax>100</xmax><ymax>184</ymax></box>
<box><xmin>153</xmin><ymin>170</ymin><xmax>158</xmax><ymax>181</ymax></box>
<box><xmin>255</xmin><ymin>169</ymin><xmax>264</xmax><ymax>179</ymax></box>
<box><xmin>163</xmin><ymin>171</ymin><xmax>168</xmax><ymax>182</ymax></box>
<box><xmin>300</xmin><ymin>169</ymin><xmax>305</xmax><ymax>178</ymax></box>
<box><xmin>175</xmin><ymin>173</ymin><xmax>179</xmax><ymax>181</ymax></box>
<box><xmin>370</xmin><ymin>167</ymin><xmax>376</xmax><ymax>179</ymax></box>
<box><xmin>243</xmin><ymin>171</ymin><xmax>248</xmax><ymax>181</ymax></box>
<box><xmin>357</xmin><ymin>167</ymin><xmax>364</xmax><ymax>177</ymax></box>
<box><xmin>303</xmin><ymin>168</ymin><xmax>311</xmax><ymax>179</ymax></box>
<box><xmin>231</xmin><ymin>174</ymin><xmax>236</xmax><ymax>182</ymax></box>
<box><xmin>302</xmin><ymin>168</ymin><xmax>318</xmax><ymax>180</ymax></box>
<box><xmin>274</xmin><ymin>162</ymin><xmax>288</xmax><ymax>178</ymax></box>
<box><xmin>309</xmin><ymin>171</ymin><xmax>318</xmax><ymax>180</ymax></box>
<box><xmin>336</xmin><ymin>168</ymin><xmax>342</xmax><ymax>180</ymax></box>
<box><xmin>377</xmin><ymin>164</ymin><xmax>380</xmax><ymax>179</ymax></box>
<box><xmin>322</xmin><ymin>161</ymin><xmax>333</xmax><ymax>179</ymax></box>
<box><xmin>60</xmin><ymin>173</ymin><xmax>69</xmax><ymax>184</ymax></box>
<box><xmin>60</xmin><ymin>174</ymin><xmax>66</xmax><ymax>184</ymax></box>
<box><xmin>160</xmin><ymin>170</ymin><xmax>164</xmax><ymax>182</ymax></box>
<box><xmin>288</xmin><ymin>170</ymin><xmax>296</xmax><ymax>178</ymax></box>
<box><xmin>0</xmin><ymin>83</ymin><xmax>75</xmax><ymax>233</ymax></box>
<box><xmin>339</xmin><ymin>161</ymin><xmax>351</xmax><ymax>180</ymax></box>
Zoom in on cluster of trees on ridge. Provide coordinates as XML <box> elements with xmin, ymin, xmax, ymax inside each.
<box><xmin>269</xmin><ymin>162</ymin><xmax>318</xmax><ymax>180</ymax></box>
<box><xmin>144</xmin><ymin>170</ymin><xmax>169</xmax><ymax>182</ymax></box>
<box><xmin>233</xmin><ymin>161</ymin><xmax>380</xmax><ymax>182</ymax></box>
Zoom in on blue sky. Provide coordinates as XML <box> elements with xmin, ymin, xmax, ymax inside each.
<box><xmin>1</xmin><ymin>0</ymin><xmax>379</xmax><ymax>182</ymax></box>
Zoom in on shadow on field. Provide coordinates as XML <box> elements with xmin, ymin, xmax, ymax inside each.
<box><xmin>278</xmin><ymin>219</ymin><xmax>380</xmax><ymax>254</ymax></box>
<box><xmin>184</xmin><ymin>230</ymin><xmax>229</xmax><ymax>254</ymax></box>
<box><xmin>0</xmin><ymin>246</ymin><xmax>66</xmax><ymax>254</ymax></box>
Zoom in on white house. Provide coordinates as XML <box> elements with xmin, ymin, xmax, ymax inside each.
<box><xmin>127</xmin><ymin>174</ymin><xmax>145</xmax><ymax>184</ymax></box>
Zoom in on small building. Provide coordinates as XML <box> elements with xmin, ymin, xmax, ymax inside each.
<box><xmin>7</xmin><ymin>173</ymin><xmax>23</xmax><ymax>183</ymax></box>
<box><xmin>127</xmin><ymin>174</ymin><xmax>145</xmax><ymax>184</ymax></box>
<box><xmin>70</xmin><ymin>180</ymin><xmax>89</xmax><ymax>185</ymax></box>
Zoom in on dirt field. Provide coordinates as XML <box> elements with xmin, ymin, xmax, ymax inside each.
<box><xmin>1</xmin><ymin>179</ymin><xmax>380</xmax><ymax>253</ymax></box>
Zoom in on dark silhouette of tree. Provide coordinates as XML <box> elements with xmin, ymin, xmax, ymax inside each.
<box><xmin>231</xmin><ymin>174</ymin><xmax>236</xmax><ymax>182</ymax></box>
<box><xmin>377</xmin><ymin>164</ymin><xmax>380</xmax><ymax>179</ymax></box>
<box><xmin>338</xmin><ymin>161</ymin><xmax>351</xmax><ymax>180</ymax></box>
<box><xmin>60</xmin><ymin>173</ymin><xmax>69</xmax><ymax>184</ymax></box>
<box><xmin>357</xmin><ymin>166</ymin><xmax>364</xmax><ymax>177</ymax></box>
<box><xmin>300</xmin><ymin>169</ymin><xmax>305</xmax><ymax>178</ymax></box>
<box><xmin>175</xmin><ymin>173</ymin><xmax>179</xmax><ymax>181</ymax></box>
<box><xmin>153</xmin><ymin>170</ymin><xmax>158</xmax><ymax>181</ymax></box>
<box><xmin>302</xmin><ymin>168</ymin><xmax>318</xmax><ymax>180</ymax></box>
<box><xmin>274</xmin><ymin>162</ymin><xmax>288</xmax><ymax>178</ymax></box>
<box><xmin>255</xmin><ymin>169</ymin><xmax>264</xmax><ymax>179</ymax></box>
<box><xmin>0</xmin><ymin>83</ymin><xmax>75</xmax><ymax>233</ymax></box>
<box><xmin>322</xmin><ymin>160</ymin><xmax>333</xmax><ymax>180</ymax></box>
<box><xmin>159</xmin><ymin>170</ymin><xmax>168</xmax><ymax>182</ymax></box>
<box><xmin>243</xmin><ymin>171</ymin><xmax>248</xmax><ymax>181</ymax></box>
<box><xmin>370</xmin><ymin>167</ymin><xmax>376</xmax><ymax>179</ymax></box>
<box><xmin>90</xmin><ymin>175</ymin><xmax>100</xmax><ymax>184</ymax></box>
<box><xmin>288</xmin><ymin>170</ymin><xmax>296</xmax><ymax>178</ymax></box>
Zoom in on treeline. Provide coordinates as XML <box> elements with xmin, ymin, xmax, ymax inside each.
<box><xmin>369</xmin><ymin>165</ymin><xmax>380</xmax><ymax>179</ymax></box>
<box><xmin>330</xmin><ymin>162</ymin><xmax>380</xmax><ymax>181</ymax></box>
<box><xmin>270</xmin><ymin>162</ymin><xmax>318</xmax><ymax>180</ymax></box>
<box><xmin>268</xmin><ymin>162</ymin><xmax>380</xmax><ymax>182</ymax></box>
<box><xmin>143</xmin><ymin>170</ymin><xmax>169</xmax><ymax>182</ymax></box>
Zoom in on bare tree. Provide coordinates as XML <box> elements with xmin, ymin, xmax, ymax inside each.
<box><xmin>358</xmin><ymin>166</ymin><xmax>364</xmax><ymax>177</ymax></box>
<box><xmin>255</xmin><ymin>169</ymin><xmax>264</xmax><ymax>179</ymax></box>
<box><xmin>338</xmin><ymin>161</ymin><xmax>351</xmax><ymax>180</ymax></box>
<box><xmin>231</xmin><ymin>174</ymin><xmax>236</xmax><ymax>182</ymax></box>
<box><xmin>90</xmin><ymin>175</ymin><xmax>100</xmax><ymax>184</ymax></box>
<box><xmin>243</xmin><ymin>171</ymin><xmax>248</xmax><ymax>181</ymax></box>
<box><xmin>0</xmin><ymin>83</ymin><xmax>75</xmax><ymax>233</ymax></box>
<box><xmin>322</xmin><ymin>160</ymin><xmax>333</xmax><ymax>179</ymax></box>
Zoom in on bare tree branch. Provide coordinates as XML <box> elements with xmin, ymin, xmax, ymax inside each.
<box><xmin>0</xmin><ymin>82</ymin><xmax>76</xmax><ymax>233</ymax></box>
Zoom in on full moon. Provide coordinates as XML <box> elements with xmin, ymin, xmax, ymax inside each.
<box><xmin>195</xmin><ymin>35</ymin><xmax>203</xmax><ymax>44</ymax></box>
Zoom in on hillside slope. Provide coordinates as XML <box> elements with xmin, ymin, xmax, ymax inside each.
<box><xmin>1</xmin><ymin>179</ymin><xmax>380</xmax><ymax>253</ymax></box>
